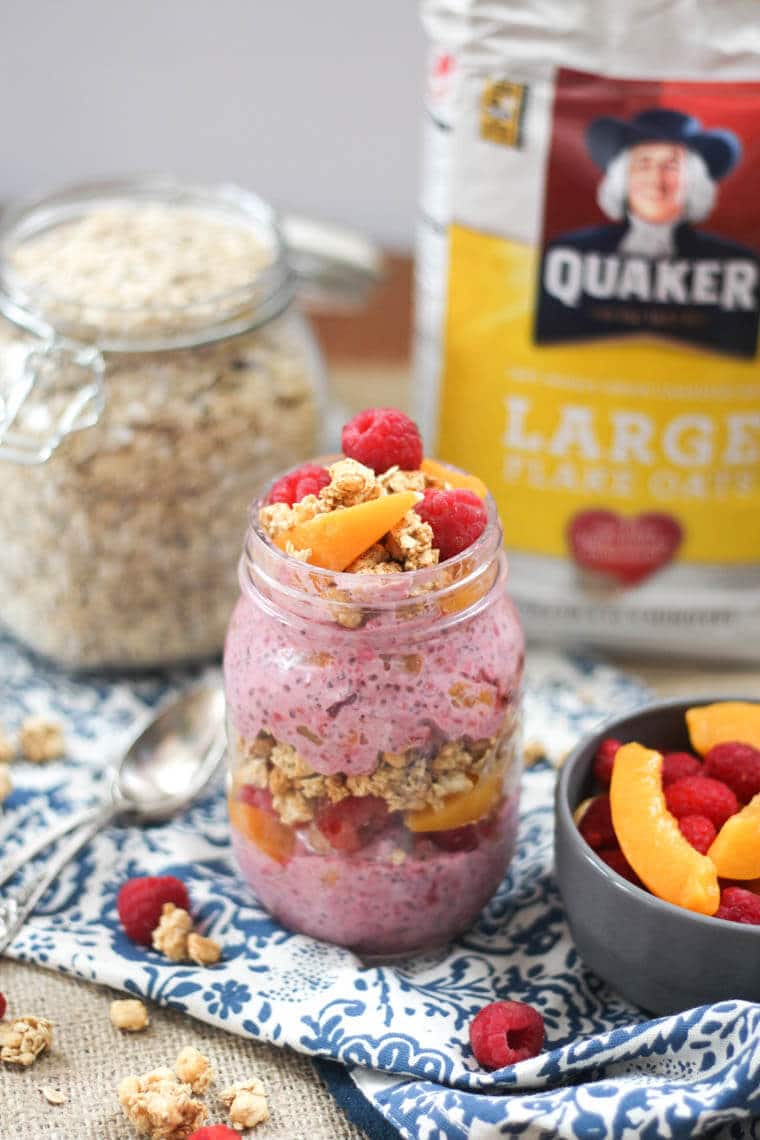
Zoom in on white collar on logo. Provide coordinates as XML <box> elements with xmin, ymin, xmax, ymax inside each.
<box><xmin>619</xmin><ymin>216</ymin><xmax>677</xmax><ymax>259</ymax></box>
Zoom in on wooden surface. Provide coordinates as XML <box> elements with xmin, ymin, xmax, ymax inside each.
<box><xmin>309</xmin><ymin>253</ymin><xmax>413</xmax><ymax>366</ymax></box>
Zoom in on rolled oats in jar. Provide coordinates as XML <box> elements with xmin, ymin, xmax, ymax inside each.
<box><xmin>0</xmin><ymin>178</ymin><xmax>329</xmax><ymax>669</ymax></box>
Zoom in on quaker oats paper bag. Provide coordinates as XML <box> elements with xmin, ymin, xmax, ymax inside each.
<box><xmin>416</xmin><ymin>0</ymin><xmax>760</xmax><ymax>660</ymax></box>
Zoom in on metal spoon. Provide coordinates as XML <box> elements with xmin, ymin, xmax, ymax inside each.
<box><xmin>0</xmin><ymin>684</ymin><xmax>226</xmax><ymax>953</ymax></box>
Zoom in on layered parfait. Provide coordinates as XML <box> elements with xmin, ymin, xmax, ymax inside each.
<box><xmin>223</xmin><ymin>408</ymin><xmax>524</xmax><ymax>956</ymax></box>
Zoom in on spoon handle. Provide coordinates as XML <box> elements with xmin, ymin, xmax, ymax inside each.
<box><xmin>0</xmin><ymin>803</ymin><xmax>115</xmax><ymax>955</ymax></box>
<box><xmin>0</xmin><ymin>802</ymin><xmax>108</xmax><ymax>889</ymax></box>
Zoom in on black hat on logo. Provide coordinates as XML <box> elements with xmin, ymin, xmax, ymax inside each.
<box><xmin>586</xmin><ymin>108</ymin><xmax>741</xmax><ymax>180</ymax></box>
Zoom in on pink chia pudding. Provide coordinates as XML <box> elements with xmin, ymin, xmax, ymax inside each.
<box><xmin>223</xmin><ymin>409</ymin><xmax>524</xmax><ymax>957</ymax></box>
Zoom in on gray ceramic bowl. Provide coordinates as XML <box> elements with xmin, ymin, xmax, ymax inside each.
<box><xmin>555</xmin><ymin>697</ymin><xmax>760</xmax><ymax>1015</ymax></box>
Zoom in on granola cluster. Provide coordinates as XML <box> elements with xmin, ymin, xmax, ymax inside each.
<box><xmin>235</xmin><ymin>730</ymin><xmax>506</xmax><ymax>825</ymax></box>
<box><xmin>0</xmin><ymin>764</ymin><xmax>10</xmax><ymax>806</ymax></box>
<box><xmin>118</xmin><ymin>1047</ymin><xmax>268</xmax><ymax>1139</ymax></box>
<box><xmin>110</xmin><ymin>998</ymin><xmax>150</xmax><ymax>1033</ymax></box>
<box><xmin>118</xmin><ymin>1067</ymin><xmax>207</xmax><ymax>1140</ymax></box>
<box><xmin>0</xmin><ymin>715</ymin><xmax>65</xmax><ymax>769</ymax></box>
<box><xmin>151</xmin><ymin>904</ymin><xmax>222</xmax><ymax>966</ymax></box>
<box><xmin>0</xmin><ymin>1016</ymin><xmax>53</xmax><ymax>1067</ymax></box>
<box><xmin>0</xmin><ymin>730</ymin><xmax>14</xmax><ymax>763</ymax></box>
<box><xmin>174</xmin><ymin>1046</ymin><xmax>214</xmax><ymax>1094</ymax></box>
<box><xmin>259</xmin><ymin>456</ymin><xmax>442</xmax><ymax>573</ymax></box>
<box><xmin>219</xmin><ymin>1078</ymin><xmax>269</xmax><ymax>1130</ymax></box>
<box><xmin>18</xmin><ymin>716</ymin><xmax>65</xmax><ymax>763</ymax></box>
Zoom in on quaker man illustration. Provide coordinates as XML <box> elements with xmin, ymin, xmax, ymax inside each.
<box><xmin>536</xmin><ymin>107</ymin><xmax>759</xmax><ymax>355</ymax></box>
<box><xmin>581</xmin><ymin>107</ymin><xmax>743</xmax><ymax>259</ymax></box>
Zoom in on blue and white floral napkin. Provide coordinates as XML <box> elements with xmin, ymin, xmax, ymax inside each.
<box><xmin>1</xmin><ymin>630</ymin><xmax>758</xmax><ymax>1139</ymax></box>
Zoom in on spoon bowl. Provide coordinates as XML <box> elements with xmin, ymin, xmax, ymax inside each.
<box><xmin>115</xmin><ymin>686</ymin><xmax>226</xmax><ymax>819</ymax></box>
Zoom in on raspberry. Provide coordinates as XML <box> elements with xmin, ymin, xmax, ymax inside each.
<box><xmin>0</xmin><ymin>992</ymin><xmax>6</xmax><ymax>1020</ymax></box>
<box><xmin>415</xmin><ymin>488</ymin><xmax>488</xmax><ymax>562</ymax></box>
<box><xmin>117</xmin><ymin>876</ymin><xmax>190</xmax><ymax>946</ymax></box>
<box><xmin>430</xmin><ymin>823</ymin><xmax>480</xmax><ymax>852</ymax></box>
<box><xmin>314</xmin><ymin>795</ymin><xmax>389</xmax><ymax>853</ymax></box>
<box><xmin>578</xmin><ymin>794</ymin><xmax>617</xmax><ymax>850</ymax></box>
<box><xmin>268</xmin><ymin>463</ymin><xmax>330</xmax><ymax>506</ymax></box>
<box><xmin>664</xmin><ymin>775</ymin><xmax>739</xmax><ymax>830</ymax></box>
<box><xmin>469</xmin><ymin>1000</ymin><xmax>545</xmax><ymax>1069</ymax></box>
<box><xmin>715</xmin><ymin>886</ymin><xmax>760</xmax><ymax>926</ymax></box>
<box><xmin>703</xmin><ymin>741</ymin><xmax>760</xmax><ymax>804</ymax></box>
<box><xmin>341</xmin><ymin>408</ymin><xmax>423</xmax><ymax>474</ymax></box>
<box><xmin>239</xmin><ymin>785</ymin><xmax>275</xmax><ymax>812</ymax></box>
<box><xmin>597</xmin><ymin>846</ymin><xmax>641</xmax><ymax>885</ymax></box>
<box><xmin>593</xmin><ymin>737</ymin><xmax>622</xmax><ymax>786</ymax></box>
<box><xmin>678</xmin><ymin>814</ymin><xmax>717</xmax><ymax>855</ymax></box>
<box><xmin>661</xmin><ymin>751</ymin><xmax>702</xmax><ymax>787</ymax></box>
<box><xmin>187</xmin><ymin>1128</ymin><xmax>240</xmax><ymax>1140</ymax></box>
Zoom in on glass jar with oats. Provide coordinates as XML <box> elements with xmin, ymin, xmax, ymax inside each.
<box><xmin>0</xmin><ymin>178</ymin><xmax>377</xmax><ymax>669</ymax></box>
<box><xmin>224</xmin><ymin>411</ymin><xmax>524</xmax><ymax>957</ymax></box>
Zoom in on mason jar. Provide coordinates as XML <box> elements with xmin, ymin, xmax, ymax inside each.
<box><xmin>0</xmin><ymin>177</ymin><xmax>378</xmax><ymax>669</ymax></box>
<box><xmin>223</xmin><ymin>468</ymin><xmax>524</xmax><ymax>957</ymax></box>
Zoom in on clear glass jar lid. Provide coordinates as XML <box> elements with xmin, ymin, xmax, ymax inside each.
<box><xmin>0</xmin><ymin>176</ymin><xmax>296</xmax><ymax>353</ymax></box>
<box><xmin>0</xmin><ymin>176</ymin><xmax>382</xmax><ymax>463</ymax></box>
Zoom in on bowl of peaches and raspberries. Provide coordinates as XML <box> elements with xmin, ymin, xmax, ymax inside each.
<box><xmin>555</xmin><ymin>698</ymin><xmax>760</xmax><ymax>1015</ymax></box>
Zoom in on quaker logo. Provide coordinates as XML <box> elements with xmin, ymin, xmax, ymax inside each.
<box><xmin>535</xmin><ymin>71</ymin><xmax>760</xmax><ymax>358</ymax></box>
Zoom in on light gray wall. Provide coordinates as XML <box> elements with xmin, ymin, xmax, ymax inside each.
<box><xmin>0</xmin><ymin>1</ymin><xmax>425</xmax><ymax>248</ymax></box>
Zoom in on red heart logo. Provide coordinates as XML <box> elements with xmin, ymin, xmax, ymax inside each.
<box><xmin>567</xmin><ymin>509</ymin><xmax>683</xmax><ymax>586</ymax></box>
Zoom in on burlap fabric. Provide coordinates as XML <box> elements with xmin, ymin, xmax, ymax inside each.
<box><xmin>0</xmin><ymin>960</ymin><xmax>367</xmax><ymax>1139</ymax></box>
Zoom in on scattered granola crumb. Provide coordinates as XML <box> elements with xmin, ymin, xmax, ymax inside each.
<box><xmin>152</xmin><ymin>903</ymin><xmax>193</xmax><ymax>962</ymax></box>
<box><xmin>110</xmin><ymin>999</ymin><xmax>150</xmax><ymax>1032</ymax></box>
<box><xmin>219</xmin><ymin>1078</ymin><xmax>269</xmax><ymax>1131</ymax></box>
<box><xmin>118</xmin><ymin>1067</ymin><xmax>206</xmax><ymax>1139</ymax></box>
<box><xmin>523</xmin><ymin>740</ymin><xmax>547</xmax><ymax>767</ymax></box>
<box><xmin>0</xmin><ymin>730</ymin><xmax>14</xmax><ymax>763</ymax></box>
<box><xmin>0</xmin><ymin>764</ymin><xmax>11</xmax><ymax>805</ymax></box>
<box><xmin>388</xmin><ymin>848</ymin><xmax>407</xmax><ymax>865</ymax></box>
<box><xmin>187</xmin><ymin>932</ymin><xmax>222</xmax><ymax>967</ymax></box>
<box><xmin>0</xmin><ymin>1016</ymin><xmax>53</xmax><ymax>1066</ymax></box>
<box><xmin>19</xmin><ymin>716</ymin><xmax>65</xmax><ymax>762</ymax></box>
<box><xmin>40</xmin><ymin>1086</ymin><xmax>68</xmax><ymax>1105</ymax></box>
<box><xmin>174</xmin><ymin>1046</ymin><xmax>214</xmax><ymax>1094</ymax></box>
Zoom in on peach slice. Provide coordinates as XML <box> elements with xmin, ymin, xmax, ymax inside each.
<box><xmin>686</xmin><ymin>701</ymin><xmax>760</xmax><ymax>756</ymax></box>
<box><xmin>610</xmin><ymin>743</ymin><xmax>720</xmax><ymax>915</ymax></box>
<box><xmin>707</xmin><ymin>792</ymin><xmax>760</xmax><ymax>879</ymax></box>
<box><xmin>405</xmin><ymin>768</ymin><xmax>502</xmax><ymax>832</ymax></box>
<box><xmin>421</xmin><ymin>457</ymin><xmax>488</xmax><ymax>499</ymax></box>
<box><xmin>274</xmin><ymin>491</ymin><xmax>420</xmax><ymax>572</ymax></box>
<box><xmin>573</xmin><ymin>797</ymin><xmax>594</xmax><ymax>826</ymax></box>
<box><xmin>439</xmin><ymin>578</ymin><xmax>491</xmax><ymax>617</ymax></box>
<box><xmin>229</xmin><ymin>797</ymin><xmax>295</xmax><ymax>865</ymax></box>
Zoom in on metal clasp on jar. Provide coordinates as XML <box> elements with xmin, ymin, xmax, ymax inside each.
<box><xmin>0</xmin><ymin>338</ymin><xmax>105</xmax><ymax>464</ymax></box>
